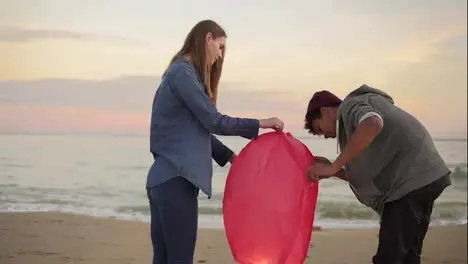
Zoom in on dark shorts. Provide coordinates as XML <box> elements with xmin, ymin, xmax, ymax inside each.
<box><xmin>372</xmin><ymin>174</ymin><xmax>451</xmax><ymax>264</ymax></box>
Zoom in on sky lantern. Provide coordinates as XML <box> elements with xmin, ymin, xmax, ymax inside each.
<box><xmin>223</xmin><ymin>132</ymin><xmax>319</xmax><ymax>264</ymax></box>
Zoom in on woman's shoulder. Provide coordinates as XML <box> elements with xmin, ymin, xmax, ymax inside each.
<box><xmin>165</xmin><ymin>58</ymin><xmax>196</xmax><ymax>78</ymax></box>
<box><xmin>163</xmin><ymin>58</ymin><xmax>202</xmax><ymax>88</ymax></box>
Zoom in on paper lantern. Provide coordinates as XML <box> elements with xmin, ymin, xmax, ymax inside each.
<box><xmin>223</xmin><ymin>132</ymin><xmax>319</xmax><ymax>264</ymax></box>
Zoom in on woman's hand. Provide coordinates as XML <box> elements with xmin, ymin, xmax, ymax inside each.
<box><xmin>259</xmin><ymin>117</ymin><xmax>284</xmax><ymax>131</ymax></box>
<box><xmin>229</xmin><ymin>154</ymin><xmax>237</xmax><ymax>164</ymax></box>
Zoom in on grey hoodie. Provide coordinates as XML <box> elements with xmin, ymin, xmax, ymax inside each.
<box><xmin>337</xmin><ymin>84</ymin><xmax>451</xmax><ymax>214</ymax></box>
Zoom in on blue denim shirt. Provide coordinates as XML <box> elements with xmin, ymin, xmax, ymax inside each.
<box><xmin>147</xmin><ymin>58</ymin><xmax>260</xmax><ymax>197</ymax></box>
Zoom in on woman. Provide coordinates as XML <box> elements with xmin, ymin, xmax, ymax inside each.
<box><xmin>146</xmin><ymin>20</ymin><xmax>284</xmax><ymax>264</ymax></box>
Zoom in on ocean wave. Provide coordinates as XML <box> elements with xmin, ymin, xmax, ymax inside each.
<box><xmin>0</xmin><ymin>163</ymin><xmax>33</xmax><ymax>168</ymax></box>
<box><xmin>1</xmin><ymin>202</ymin><xmax>465</xmax><ymax>230</ymax></box>
<box><xmin>452</xmin><ymin>166</ymin><xmax>467</xmax><ymax>181</ymax></box>
<box><xmin>447</xmin><ymin>163</ymin><xmax>467</xmax><ymax>169</ymax></box>
<box><xmin>113</xmin><ymin>200</ymin><xmax>467</xmax><ymax>223</ymax></box>
<box><xmin>1</xmin><ymin>165</ymin><xmax>465</xmax><ymax>229</ymax></box>
<box><xmin>2</xmin><ymin>186</ymin><xmax>466</xmax><ymax>223</ymax></box>
<box><xmin>0</xmin><ymin>184</ymin><xmax>124</xmax><ymax>199</ymax></box>
<box><xmin>315</xmin><ymin>201</ymin><xmax>467</xmax><ymax>221</ymax></box>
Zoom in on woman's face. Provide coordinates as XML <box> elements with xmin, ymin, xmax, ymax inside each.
<box><xmin>206</xmin><ymin>33</ymin><xmax>226</xmax><ymax>65</ymax></box>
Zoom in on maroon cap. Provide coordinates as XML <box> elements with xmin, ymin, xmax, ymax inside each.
<box><xmin>305</xmin><ymin>90</ymin><xmax>342</xmax><ymax>117</ymax></box>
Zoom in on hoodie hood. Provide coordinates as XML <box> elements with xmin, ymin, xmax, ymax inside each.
<box><xmin>344</xmin><ymin>84</ymin><xmax>394</xmax><ymax>104</ymax></box>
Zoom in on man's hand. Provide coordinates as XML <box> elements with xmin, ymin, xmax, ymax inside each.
<box><xmin>314</xmin><ymin>156</ymin><xmax>332</xmax><ymax>165</ymax></box>
<box><xmin>307</xmin><ymin>162</ymin><xmax>341</xmax><ymax>182</ymax></box>
<box><xmin>308</xmin><ymin>156</ymin><xmax>333</xmax><ymax>182</ymax></box>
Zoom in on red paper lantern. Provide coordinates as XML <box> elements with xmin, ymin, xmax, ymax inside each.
<box><xmin>223</xmin><ymin>132</ymin><xmax>319</xmax><ymax>264</ymax></box>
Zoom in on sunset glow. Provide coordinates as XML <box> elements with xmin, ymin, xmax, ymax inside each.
<box><xmin>1</xmin><ymin>1</ymin><xmax>466</xmax><ymax>137</ymax></box>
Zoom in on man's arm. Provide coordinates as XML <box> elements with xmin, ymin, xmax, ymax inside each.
<box><xmin>331</xmin><ymin>100</ymin><xmax>384</xmax><ymax>171</ymax></box>
<box><xmin>211</xmin><ymin>135</ymin><xmax>235</xmax><ymax>167</ymax></box>
<box><xmin>313</xmin><ymin>156</ymin><xmax>347</xmax><ymax>181</ymax></box>
<box><xmin>335</xmin><ymin>168</ymin><xmax>347</xmax><ymax>181</ymax></box>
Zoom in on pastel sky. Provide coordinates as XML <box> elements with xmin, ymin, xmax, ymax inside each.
<box><xmin>1</xmin><ymin>0</ymin><xmax>467</xmax><ymax>137</ymax></box>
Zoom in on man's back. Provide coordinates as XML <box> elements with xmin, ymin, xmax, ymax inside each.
<box><xmin>337</xmin><ymin>85</ymin><xmax>451</xmax><ymax>213</ymax></box>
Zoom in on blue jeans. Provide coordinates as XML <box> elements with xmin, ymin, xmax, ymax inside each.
<box><xmin>146</xmin><ymin>177</ymin><xmax>199</xmax><ymax>264</ymax></box>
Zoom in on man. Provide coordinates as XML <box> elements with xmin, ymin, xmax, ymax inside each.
<box><xmin>305</xmin><ymin>84</ymin><xmax>451</xmax><ymax>264</ymax></box>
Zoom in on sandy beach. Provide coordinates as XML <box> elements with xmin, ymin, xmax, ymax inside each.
<box><xmin>0</xmin><ymin>212</ymin><xmax>466</xmax><ymax>264</ymax></box>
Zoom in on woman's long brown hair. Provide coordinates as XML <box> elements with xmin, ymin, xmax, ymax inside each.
<box><xmin>166</xmin><ymin>20</ymin><xmax>227</xmax><ymax>106</ymax></box>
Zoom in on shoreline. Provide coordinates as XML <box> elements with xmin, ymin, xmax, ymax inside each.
<box><xmin>1</xmin><ymin>212</ymin><xmax>466</xmax><ymax>264</ymax></box>
<box><xmin>0</xmin><ymin>209</ymin><xmax>465</xmax><ymax>230</ymax></box>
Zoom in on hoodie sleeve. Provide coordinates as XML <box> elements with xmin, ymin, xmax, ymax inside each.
<box><xmin>342</xmin><ymin>99</ymin><xmax>384</xmax><ymax>128</ymax></box>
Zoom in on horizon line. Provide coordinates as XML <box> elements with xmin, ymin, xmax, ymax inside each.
<box><xmin>1</xmin><ymin>131</ymin><xmax>466</xmax><ymax>142</ymax></box>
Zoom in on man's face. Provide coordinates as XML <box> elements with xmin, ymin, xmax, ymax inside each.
<box><xmin>311</xmin><ymin>107</ymin><xmax>338</xmax><ymax>139</ymax></box>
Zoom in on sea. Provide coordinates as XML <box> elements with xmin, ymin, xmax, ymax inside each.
<box><xmin>1</xmin><ymin>134</ymin><xmax>466</xmax><ymax>229</ymax></box>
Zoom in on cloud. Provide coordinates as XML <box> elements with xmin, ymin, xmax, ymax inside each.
<box><xmin>0</xmin><ymin>76</ymin><xmax>303</xmax><ymax>112</ymax></box>
<box><xmin>0</xmin><ymin>103</ymin><xmax>149</xmax><ymax>134</ymax></box>
<box><xmin>378</xmin><ymin>27</ymin><xmax>467</xmax><ymax>138</ymax></box>
<box><xmin>388</xmin><ymin>25</ymin><xmax>467</xmax><ymax>65</ymax></box>
<box><xmin>331</xmin><ymin>0</ymin><xmax>467</xmax><ymax>16</ymax></box>
<box><xmin>1</xmin><ymin>70</ymin><xmax>465</xmax><ymax>137</ymax></box>
<box><xmin>0</xmin><ymin>77</ymin><xmax>307</xmax><ymax>134</ymax></box>
<box><xmin>0</xmin><ymin>26</ymin><xmax>146</xmax><ymax>46</ymax></box>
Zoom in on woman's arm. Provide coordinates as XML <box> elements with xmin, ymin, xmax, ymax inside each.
<box><xmin>169</xmin><ymin>63</ymin><xmax>281</xmax><ymax>139</ymax></box>
<box><xmin>211</xmin><ymin>135</ymin><xmax>235</xmax><ymax>167</ymax></box>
